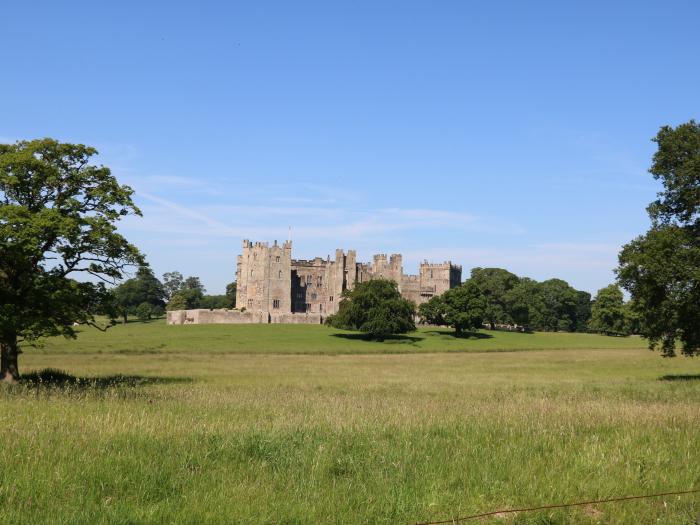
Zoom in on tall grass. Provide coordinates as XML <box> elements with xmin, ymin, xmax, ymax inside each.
<box><xmin>1</xmin><ymin>326</ymin><xmax>699</xmax><ymax>523</ymax></box>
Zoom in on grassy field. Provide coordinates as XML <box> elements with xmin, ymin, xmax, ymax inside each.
<box><xmin>28</xmin><ymin>320</ymin><xmax>649</xmax><ymax>355</ymax></box>
<box><xmin>1</xmin><ymin>322</ymin><xmax>699</xmax><ymax>524</ymax></box>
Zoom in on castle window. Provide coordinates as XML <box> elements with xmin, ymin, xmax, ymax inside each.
<box><xmin>430</xmin><ymin>270</ymin><xmax>433</xmax><ymax>278</ymax></box>
<box><xmin>311</xmin><ymin>293</ymin><xmax>317</xmax><ymax>301</ymax></box>
<box><xmin>329</xmin><ymin>296</ymin><xmax>333</xmax><ymax>302</ymax></box>
<box><xmin>306</xmin><ymin>275</ymin><xmax>312</xmax><ymax>285</ymax></box>
<box><xmin>276</xmin><ymin>256</ymin><xmax>280</xmax><ymax>263</ymax></box>
<box><xmin>278</xmin><ymin>270</ymin><xmax>282</xmax><ymax>279</ymax></box>
<box><xmin>319</xmin><ymin>304</ymin><xmax>323</xmax><ymax>312</ymax></box>
<box><xmin>250</xmin><ymin>269</ymin><xmax>254</xmax><ymax>276</ymax></box>
<box><xmin>247</xmin><ymin>299</ymin><xmax>253</xmax><ymax>308</ymax></box>
<box><xmin>318</xmin><ymin>276</ymin><xmax>322</xmax><ymax>286</ymax></box>
<box><xmin>273</xmin><ymin>299</ymin><xmax>280</xmax><ymax>309</ymax></box>
<box><xmin>305</xmin><ymin>303</ymin><xmax>311</xmax><ymax>311</ymax></box>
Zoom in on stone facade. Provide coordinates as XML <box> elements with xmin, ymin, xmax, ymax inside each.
<box><xmin>236</xmin><ymin>239</ymin><xmax>461</xmax><ymax>316</ymax></box>
<box><xmin>168</xmin><ymin>239</ymin><xmax>462</xmax><ymax>325</ymax></box>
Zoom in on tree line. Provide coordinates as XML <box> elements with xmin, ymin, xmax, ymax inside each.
<box><xmin>109</xmin><ymin>269</ymin><xmax>236</xmax><ymax>323</ymax></box>
<box><xmin>326</xmin><ymin>268</ymin><xmax>639</xmax><ymax>340</ymax></box>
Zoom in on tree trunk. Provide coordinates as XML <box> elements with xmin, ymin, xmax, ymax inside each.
<box><xmin>122</xmin><ymin>312</ymin><xmax>128</xmax><ymax>324</ymax></box>
<box><xmin>1</xmin><ymin>339</ymin><xmax>19</xmax><ymax>384</ymax></box>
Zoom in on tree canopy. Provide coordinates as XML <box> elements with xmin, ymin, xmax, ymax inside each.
<box><xmin>0</xmin><ymin>139</ymin><xmax>142</xmax><ymax>381</ymax></box>
<box><xmin>112</xmin><ymin>265</ymin><xmax>166</xmax><ymax>323</ymax></box>
<box><xmin>617</xmin><ymin>121</ymin><xmax>700</xmax><ymax>356</ymax></box>
<box><xmin>419</xmin><ymin>281</ymin><xmax>487</xmax><ymax>334</ymax></box>
<box><xmin>469</xmin><ymin>267</ymin><xmax>519</xmax><ymax>329</ymax></box>
<box><xmin>589</xmin><ymin>285</ymin><xmax>627</xmax><ymax>336</ymax></box>
<box><xmin>326</xmin><ymin>279</ymin><xmax>415</xmax><ymax>341</ymax></box>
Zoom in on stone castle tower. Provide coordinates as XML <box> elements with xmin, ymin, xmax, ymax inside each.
<box><xmin>235</xmin><ymin>239</ymin><xmax>462</xmax><ymax>316</ymax></box>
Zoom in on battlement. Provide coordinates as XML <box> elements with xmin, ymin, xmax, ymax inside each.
<box><xmin>421</xmin><ymin>260</ymin><xmax>461</xmax><ymax>269</ymax></box>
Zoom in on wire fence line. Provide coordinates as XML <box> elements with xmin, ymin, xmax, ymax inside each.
<box><xmin>411</xmin><ymin>488</ymin><xmax>700</xmax><ymax>524</ymax></box>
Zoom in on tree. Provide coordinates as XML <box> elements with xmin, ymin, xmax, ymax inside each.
<box><xmin>162</xmin><ymin>271</ymin><xmax>184</xmax><ymax>300</ymax></box>
<box><xmin>418</xmin><ymin>295</ymin><xmax>448</xmax><ymax>326</ymax></box>
<box><xmin>199</xmin><ymin>295</ymin><xmax>231</xmax><ymax>309</ymax></box>
<box><xmin>225</xmin><ymin>281</ymin><xmax>237</xmax><ymax>308</ymax></box>
<box><xmin>504</xmin><ymin>277</ymin><xmax>541</xmax><ymax>330</ymax></box>
<box><xmin>617</xmin><ymin>121</ymin><xmax>700</xmax><ymax>356</ymax></box>
<box><xmin>184</xmin><ymin>276</ymin><xmax>205</xmax><ymax>294</ymax></box>
<box><xmin>113</xmin><ymin>266</ymin><xmax>166</xmax><ymax>323</ymax></box>
<box><xmin>325</xmin><ymin>279</ymin><xmax>415</xmax><ymax>341</ymax></box>
<box><xmin>646</xmin><ymin>120</ymin><xmax>700</xmax><ymax>230</ymax></box>
<box><xmin>163</xmin><ymin>273</ymin><xmax>206</xmax><ymax>310</ymax></box>
<box><xmin>420</xmin><ymin>282</ymin><xmax>487</xmax><ymax>335</ymax></box>
<box><xmin>468</xmin><ymin>268</ymin><xmax>520</xmax><ymax>329</ymax></box>
<box><xmin>589</xmin><ymin>285</ymin><xmax>627</xmax><ymax>336</ymax></box>
<box><xmin>440</xmin><ymin>282</ymin><xmax>488</xmax><ymax>334</ymax></box>
<box><xmin>135</xmin><ymin>302</ymin><xmax>154</xmax><ymax>321</ymax></box>
<box><xmin>0</xmin><ymin>139</ymin><xmax>142</xmax><ymax>382</ymax></box>
<box><xmin>618</xmin><ymin>225</ymin><xmax>700</xmax><ymax>355</ymax></box>
<box><xmin>573</xmin><ymin>290</ymin><xmax>593</xmax><ymax>332</ymax></box>
<box><xmin>536</xmin><ymin>279</ymin><xmax>579</xmax><ymax>331</ymax></box>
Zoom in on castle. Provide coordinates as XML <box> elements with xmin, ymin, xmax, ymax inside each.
<box><xmin>167</xmin><ymin>239</ymin><xmax>461</xmax><ymax>325</ymax></box>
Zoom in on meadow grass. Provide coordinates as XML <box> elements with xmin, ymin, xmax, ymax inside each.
<box><xmin>1</xmin><ymin>323</ymin><xmax>699</xmax><ymax>524</ymax></box>
<box><xmin>29</xmin><ymin>320</ymin><xmax>648</xmax><ymax>355</ymax></box>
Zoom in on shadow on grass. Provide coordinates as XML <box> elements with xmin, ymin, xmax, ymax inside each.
<box><xmin>19</xmin><ymin>368</ymin><xmax>192</xmax><ymax>389</ymax></box>
<box><xmin>331</xmin><ymin>333</ymin><xmax>424</xmax><ymax>344</ymax></box>
<box><xmin>423</xmin><ymin>330</ymin><xmax>494</xmax><ymax>340</ymax></box>
<box><xmin>659</xmin><ymin>374</ymin><xmax>700</xmax><ymax>382</ymax></box>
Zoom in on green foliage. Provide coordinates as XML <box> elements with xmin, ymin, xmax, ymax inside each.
<box><xmin>199</xmin><ymin>295</ymin><xmax>232</xmax><ymax>309</ymax></box>
<box><xmin>504</xmin><ymin>277</ymin><xmax>540</xmax><ymax>329</ymax></box>
<box><xmin>162</xmin><ymin>271</ymin><xmax>184</xmax><ymax>300</ymax></box>
<box><xmin>589</xmin><ymin>285</ymin><xmax>628</xmax><ymax>336</ymax></box>
<box><xmin>537</xmin><ymin>279</ymin><xmax>579</xmax><ymax>332</ymax></box>
<box><xmin>420</xmin><ymin>282</ymin><xmax>487</xmax><ymax>334</ymax></box>
<box><xmin>0</xmin><ymin>138</ymin><xmax>142</xmax><ymax>380</ymax></box>
<box><xmin>417</xmin><ymin>295</ymin><xmax>447</xmax><ymax>326</ymax></box>
<box><xmin>225</xmin><ymin>281</ymin><xmax>237</xmax><ymax>308</ymax></box>
<box><xmin>618</xmin><ymin>225</ymin><xmax>700</xmax><ymax>356</ymax></box>
<box><xmin>647</xmin><ymin>119</ymin><xmax>700</xmax><ymax>229</ymax></box>
<box><xmin>325</xmin><ymin>280</ymin><xmax>415</xmax><ymax>340</ymax></box>
<box><xmin>574</xmin><ymin>290</ymin><xmax>593</xmax><ymax>332</ymax></box>
<box><xmin>135</xmin><ymin>302</ymin><xmax>154</xmax><ymax>321</ymax></box>
<box><xmin>468</xmin><ymin>267</ymin><xmax>519</xmax><ymax>328</ymax></box>
<box><xmin>113</xmin><ymin>266</ymin><xmax>166</xmax><ymax>322</ymax></box>
<box><xmin>618</xmin><ymin>121</ymin><xmax>700</xmax><ymax>356</ymax></box>
<box><xmin>162</xmin><ymin>272</ymin><xmax>207</xmax><ymax>310</ymax></box>
<box><xmin>441</xmin><ymin>282</ymin><xmax>488</xmax><ymax>333</ymax></box>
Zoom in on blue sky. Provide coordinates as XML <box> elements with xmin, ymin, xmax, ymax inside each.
<box><xmin>2</xmin><ymin>1</ymin><xmax>699</xmax><ymax>294</ymax></box>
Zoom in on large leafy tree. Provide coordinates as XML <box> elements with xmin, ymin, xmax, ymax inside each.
<box><xmin>589</xmin><ymin>284</ymin><xmax>627</xmax><ymax>336</ymax></box>
<box><xmin>166</xmin><ymin>274</ymin><xmax>206</xmax><ymax>310</ymax></box>
<box><xmin>617</xmin><ymin>121</ymin><xmax>700</xmax><ymax>356</ymax></box>
<box><xmin>536</xmin><ymin>279</ymin><xmax>579</xmax><ymax>332</ymax></box>
<box><xmin>113</xmin><ymin>266</ymin><xmax>166</xmax><ymax>323</ymax></box>
<box><xmin>504</xmin><ymin>277</ymin><xmax>541</xmax><ymax>330</ymax></box>
<box><xmin>225</xmin><ymin>281</ymin><xmax>237</xmax><ymax>308</ymax></box>
<box><xmin>326</xmin><ymin>279</ymin><xmax>415</xmax><ymax>341</ymax></box>
<box><xmin>419</xmin><ymin>282</ymin><xmax>487</xmax><ymax>335</ymax></box>
<box><xmin>468</xmin><ymin>267</ymin><xmax>520</xmax><ymax>329</ymax></box>
<box><xmin>162</xmin><ymin>271</ymin><xmax>184</xmax><ymax>300</ymax></box>
<box><xmin>0</xmin><ymin>139</ymin><xmax>142</xmax><ymax>382</ymax></box>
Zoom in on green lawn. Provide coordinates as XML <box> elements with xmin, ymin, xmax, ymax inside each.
<box><xmin>1</xmin><ymin>322</ymin><xmax>699</xmax><ymax>524</ymax></box>
<box><xmin>30</xmin><ymin>319</ymin><xmax>649</xmax><ymax>355</ymax></box>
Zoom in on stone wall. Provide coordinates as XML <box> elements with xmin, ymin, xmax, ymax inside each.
<box><xmin>166</xmin><ymin>309</ymin><xmax>322</xmax><ymax>325</ymax></box>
